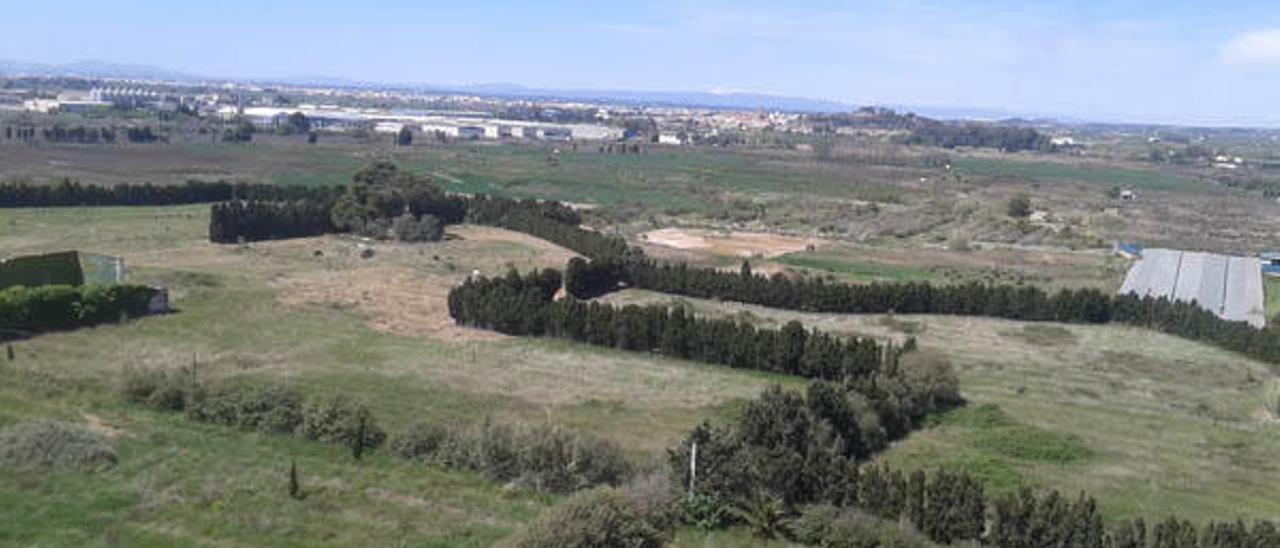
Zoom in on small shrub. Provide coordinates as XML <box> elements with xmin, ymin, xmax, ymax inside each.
<box><xmin>0</xmin><ymin>420</ymin><xmax>117</xmax><ymax>471</ymax></box>
<box><xmin>237</xmin><ymin>385</ymin><xmax>304</xmax><ymax>434</ymax></box>
<box><xmin>121</xmin><ymin>367</ymin><xmax>163</xmax><ymax>404</ymax></box>
<box><xmin>515</xmin><ymin>423</ymin><xmax>631</xmax><ymax>492</ymax></box>
<box><xmin>1007</xmin><ymin>194</ymin><xmax>1032</xmax><ymax>218</ymax></box>
<box><xmin>301</xmin><ymin>395</ymin><xmax>386</xmax><ymax>451</ymax></box>
<box><xmin>499</xmin><ymin>487</ymin><xmax>668</xmax><ymax>548</ymax></box>
<box><xmin>186</xmin><ymin>383</ymin><xmax>245</xmax><ymax>426</ymax></box>
<box><xmin>678</xmin><ymin>492</ymin><xmax>731</xmax><ymax>530</ymax></box>
<box><xmin>122</xmin><ymin>367</ymin><xmax>190</xmax><ymax>412</ymax></box>
<box><xmin>437</xmin><ymin>420</ymin><xmax>520</xmax><ymax>480</ymax></box>
<box><xmin>288</xmin><ymin>460</ymin><xmax>303</xmax><ymax>500</ymax></box>
<box><xmin>391</xmin><ymin>422</ymin><xmax>448</xmax><ymax>460</ymax></box>
<box><xmin>620</xmin><ymin>469</ymin><xmax>679</xmax><ymax>534</ymax></box>
<box><xmin>791</xmin><ymin>505</ymin><xmax>935</xmax><ymax>548</ymax></box>
<box><xmin>733</xmin><ymin>492</ymin><xmax>787</xmax><ymax>539</ymax></box>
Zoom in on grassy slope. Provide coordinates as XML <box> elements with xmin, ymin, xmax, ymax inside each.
<box><xmin>602</xmin><ymin>289</ymin><xmax>1280</xmax><ymax>524</ymax></box>
<box><xmin>0</xmin><ymin>206</ymin><xmax>798</xmax><ymax>546</ymax></box>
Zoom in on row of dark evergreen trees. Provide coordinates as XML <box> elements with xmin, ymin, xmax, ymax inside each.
<box><xmin>466</xmin><ymin>195</ymin><xmax>638</xmax><ymax>260</ymax></box>
<box><xmin>0</xmin><ymin>179</ymin><xmax>340</xmax><ymax>208</ymax></box>
<box><xmin>448</xmin><ymin>269</ymin><xmax>900</xmax><ymax>382</ymax></box>
<box><xmin>568</xmin><ymin>259</ymin><xmax>1280</xmax><ymax>365</ymax></box>
<box><xmin>208</xmin><ymin>200</ymin><xmax>337</xmax><ymax>243</ymax></box>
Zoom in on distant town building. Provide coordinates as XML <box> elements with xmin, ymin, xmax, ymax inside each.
<box><xmin>543</xmin><ymin>127</ymin><xmax>572</xmax><ymax>142</ymax></box>
<box><xmin>457</xmin><ymin>126</ymin><xmax>486</xmax><ymax>140</ymax></box>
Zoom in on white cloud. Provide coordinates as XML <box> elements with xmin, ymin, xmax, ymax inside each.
<box><xmin>1221</xmin><ymin>29</ymin><xmax>1280</xmax><ymax>65</ymax></box>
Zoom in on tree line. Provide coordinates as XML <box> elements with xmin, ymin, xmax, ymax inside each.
<box><xmin>41</xmin><ymin>125</ymin><xmax>117</xmax><ymax>144</ymax></box>
<box><xmin>0</xmin><ymin>179</ymin><xmax>341</xmax><ymax>208</ymax></box>
<box><xmin>448</xmin><ymin>268</ymin><xmax>907</xmax><ymax>383</ymax></box>
<box><xmin>905</xmin><ymin>122</ymin><xmax>1054</xmax><ymax>152</ymax></box>
<box><xmin>579</xmin><ymin>260</ymin><xmax>1280</xmax><ymax>366</ymax></box>
<box><xmin>209</xmin><ymin>199</ymin><xmax>338</xmax><ymax>243</ymax></box>
<box><xmin>667</xmin><ymin>381</ymin><xmax>1280</xmax><ymax>548</ymax></box>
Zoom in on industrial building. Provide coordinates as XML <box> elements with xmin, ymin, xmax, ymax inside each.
<box><xmin>1119</xmin><ymin>249</ymin><xmax>1266</xmax><ymax>328</ymax></box>
<box><xmin>1261</xmin><ymin>253</ymin><xmax>1280</xmax><ymax>277</ymax></box>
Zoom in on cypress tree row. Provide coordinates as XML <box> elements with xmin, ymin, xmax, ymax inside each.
<box><xmin>209</xmin><ymin>200</ymin><xmax>338</xmax><ymax>243</ymax></box>
<box><xmin>670</xmin><ymin>382</ymin><xmax>1280</xmax><ymax>548</ymax></box>
<box><xmin>448</xmin><ymin>269</ymin><xmax>898</xmax><ymax>382</ymax></box>
<box><xmin>0</xmin><ymin>179</ymin><xmax>340</xmax><ymax>207</ymax></box>
<box><xmin>620</xmin><ymin>261</ymin><xmax>1280</xmax><ymax>365</ymax></box>
<box><xmin>465</xmin><ymin>195</ymin><xmax>638</xmax><ymax>261</ymax></box>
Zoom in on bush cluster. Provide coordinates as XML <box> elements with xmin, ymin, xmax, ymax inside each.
<box><xmin>498</xmin><ymin>487</ymin><xmax>668</xmax><ymax>548</ymax></box>
<box><xmin>790</xmin><ymin>505</ymin><xmax>935</xmax><ymax>548</ymax></box>
<box><xmin>123</xmin><ymin>370</ymin><xmax>385</xmax><ymax>453</ymax></box>
<box><xmin>392</xmin><ymin>420</ymin><xmax>630</xmax><ymax>493</ymax></box>
<box><xmin>0</xmin><ymin>284</ymin><xmax>161</xmax><ymax>336</ymax></box>
<box><xmin>0</xmin><ymin>420</ymin><xmax>118</xmax><ymax>471</ymax></box>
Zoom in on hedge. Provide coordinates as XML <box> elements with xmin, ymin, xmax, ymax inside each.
<box><xmin>0</xmin><ymin>284</ymin><xmax>161</xmax><ymax>336</ymax></box>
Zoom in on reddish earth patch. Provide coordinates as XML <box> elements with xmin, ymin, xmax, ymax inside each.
<box><xmin>640</xmin><ymin>228</ymin><xmax>826</xmax><ymax>259</ymax></box>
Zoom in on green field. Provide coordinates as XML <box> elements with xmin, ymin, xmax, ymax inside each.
<box><xmin>952</xmin><ymin>156</ymin><xmax>1207</xmax><ymax>192</ymax></box>
<box><xmin>773</xmin><ymin>251</ymin><xmax>940</xmax><ymax>283</ymax></box>
<box><xmin>0</xmin><ymin>140</ymin><xmax>907</xmax><ymax>210</ymax></box>
<box><xmin>601</xmin><ymin>289</ymin><xmax>1280</xmax><ymax>524</ymax></box>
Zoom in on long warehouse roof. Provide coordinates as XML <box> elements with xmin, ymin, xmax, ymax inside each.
<box><xmin>1119</xmin><ymin>248</ymin><xmax>1265</xmax><ymax>328</ymax></box>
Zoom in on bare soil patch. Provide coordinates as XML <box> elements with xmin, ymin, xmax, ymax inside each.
<box><xmin>641</xmin><ymin>228</ymin><xmax>826</xmax><ymax>259</ymax></box>
<box><xmin>449</xmin><ymin>225</ymin><xmax>579</xmax><ymax>266</ymax></box>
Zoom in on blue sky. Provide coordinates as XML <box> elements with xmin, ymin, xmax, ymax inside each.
<box><xmin>3</xmin><ymin>0</ymin><xmax>1280</xmax><ymax>125</ymax></box>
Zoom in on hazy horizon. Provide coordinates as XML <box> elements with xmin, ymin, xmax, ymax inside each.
<box><xmin>4</xmin><ymin>0</ymin><xmax>1280</xmax><ymax>127</ymax></box>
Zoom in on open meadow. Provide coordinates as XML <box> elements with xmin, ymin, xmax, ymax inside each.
<box><xmin>0</xmin><ymin>205</ymin><xmax>803</xmax><ymax>546</ymax></box>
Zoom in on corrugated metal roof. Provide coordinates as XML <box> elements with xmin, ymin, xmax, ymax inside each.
<box><xmin>1120</xmin><ymin>248</ymin><xmax>1265</xmax><ymax>328</ymax></box>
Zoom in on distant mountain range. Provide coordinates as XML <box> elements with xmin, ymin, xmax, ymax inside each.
<box><xmin>0</xmin><ymin>58</ymin><xmax>1024</xmax><ymax>119</ymax></box>
<box><xmin>0</xmin><ymin>59</ymin><xmax>203</xmax><ymax>83</ymax></box>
